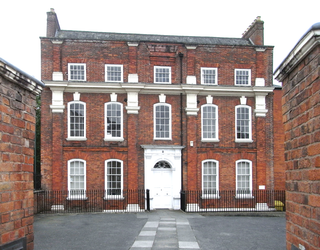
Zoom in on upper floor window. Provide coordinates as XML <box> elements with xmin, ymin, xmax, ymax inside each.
<box><xmin>201</xmin><ymin>67</ymin><xmax>218</xmax><ymax>85</ymax></box>
<box><xmin>235</xmin><ymin>105</ymin><xmax>252</xmax><ymax>142</ymax></box>
<box><xmin>68</xmin><ymin>63</ymin><xmax>86</xmax><ymax>81</ymax></box>
<box><xmin>105</xmin><ymin>64</ymin><xmax>123</xmax><ymax>82</ymax></box>
<box><xmin>105</xmin><ymin>159</ymin><xmax>123</xmax><ymax>198</ymax></box>
<box><xmin>235</xmin><ymin>69</ymin><xmax>251</xmax><ymax>86</ymax></box>
<box><xmin>201</xmin><ymin>104</ymin><xmax>218</xmax><ymax>141</ymax></box>
<box><xmin>202</xmin><ymin>160</ymin><xmax>219</xmax><ymax>198</ymax></box>
<box><xmin>236</xmin><ymin>160</ymin><xmax>252</xmax><ymax>197</ymax></box>
<box><xmin>154</xmin><ymin>103</ymin><xmax>171</xmax><ymax>140</ymax></box>
<box><xmin>105</xmin><ymin>102</ymin><xmax>123</xmax><ymax>141</ymax></box>
<box><xmin>154</xmin><ymin>66</ymin><xmax>171</xmax><ymax>84</ymax></box>
<box><xmin>68</xmin><ymin>101</ymin><xmax>86</xmax><ymax>140</ymax></box>
<box><xmin>68</xmin><ymin>159</ymin><xmax>86</xmax><ymax>199</ymax></box>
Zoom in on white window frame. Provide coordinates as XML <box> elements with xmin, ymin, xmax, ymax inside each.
<box><xmin>68</xmin><ymin>63</ymin><xmax>86</xmax><ymax>81</ymax></box>
<box><xmin>104</xmin><ymin>102</ymin><xmax>124</xmax><ymax>141</ymax></box>
<box><xmin>105</xmin><ymin>159</ymin><xmax>123</xmax><ymax>199</ymax></box>
<box><xmin>154</xmin><ymin>66</ymin><xmax>171</xmax><ymax>84</ymax></box>
<box><xmin>105</xmin><ymin>64</ymin><xmax>123</xmax><ymax>82</ymax></box>
<box><xmin>201</xmin><ymin>67</ymin><xmax>218</xmax><ymax>85</ymax></box>
<box><xmin>235</xmin><ymin>69</ymin><xmax>251</xmax><ymax>86</ymax></box>
<box><xmin>202</xmin><ymin>160</ymin><xmax>219</xmax><ymax>199</ymax></box>
<box><xmin>67</xmin><ymin>101</ymin><xmax>87</xmax><ymax>141</ymax></box>
<box><xmin>236</xmin><ymin>160</ymin><xmax>253</xmax><ymax>198</ymax></box>
<box><xmin>235</xmin><ymin>105</ymin><xmax>252</xmax><ymax>142</ymax></box>
<box><xmin>201</xmin><ymin>104</ymin><xmax>219</xmax><ymax>142</ymax></box>
<box><xmin>153</xmin><ymin>103</ymin><xmax>172</xmax><ymax>140</ymax></box>
<box><xmin>67</xmin><ymin>159</ymin><xmax>86</xmax><ymax>200</ymax></box>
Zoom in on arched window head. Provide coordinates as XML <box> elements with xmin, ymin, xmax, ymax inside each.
<box><xmin>154</xmin><ymin>161</ymin><xmax>171</xmax><ymax>169</ymax></box>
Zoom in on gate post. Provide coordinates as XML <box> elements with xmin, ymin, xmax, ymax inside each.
<box><xmin>180</xmin><ymin>190</ymin><xmax>186</xmax><ymax>211</ymax></box>
<box><xmin>146</xmin><ymin>189</ymin><xmax>150</xmax><ymax>211</ymax></box>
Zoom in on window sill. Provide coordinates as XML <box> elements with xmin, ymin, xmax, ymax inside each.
<box><xmin>235</xmin><ymin>194</ymin><xmax>254</xmax><ymax>199</ymax></box>
<box><xmin>201</xmin><ymin>194</ymin><xmax>220</xmax><ymax>199</ymax></box>
<box><xmin>154</xmin><ymin>82</ymin><xmax>171</xmax><ymax>84</ymax></box>
<box><xmin>104</xmin><ymin>137</ymin><xmax>124</xmax><ymax>142</ymax></box>
<box><xmin>104</xmin><ymin>196</ymin><xmax>124</xmax><ymax>200</ymax></box>
<box><xmin>201</xmin><ymin>83</ymin><xmax>218</xmax><ymax>86</ymax></box>
<box><xmin>154</xmin><ymin>138</ymin><xmax>172</xmax><ymax>141</ymax></box>
<box><xmin>67</xmin><ymin>196</ymin><xmax>88</xmax><ymax>200</ymax></box>
<box><xmin>201</xmin><ymin>139</ymin><xmax>220</xmax><ymax>142</ymax></box>
<box><xmin>66</xmin><ymin>137</ymin><xmax>87</xmax><ymax>141</ymax></box>
<box><xmin>235</xmin><ymin>139</ymin><xmax>253</xmax><ymax>143</ymax></box>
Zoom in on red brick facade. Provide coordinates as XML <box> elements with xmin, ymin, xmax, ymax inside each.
<box><xmin>275</xmin><ymin>23</ymin><xmax>320</xmax><ymax>250</ymax></box>
<box><xmin>41</xmin><ymin>10</ymin><xmax>284</xmax><ymax>211</ymax></box>
<box><xmin>0</xmin><ymin>58</ymin><xmax>43</xmax><ymax>250</ymax></box>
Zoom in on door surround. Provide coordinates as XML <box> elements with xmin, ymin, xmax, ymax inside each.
<box><xmin>141</xmin><ymin>145</ymin><xmax>184</xmax><ymax>210</ymax></box>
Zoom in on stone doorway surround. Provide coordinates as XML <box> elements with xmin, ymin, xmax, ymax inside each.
<box><xmin>141</xmin><ymin>145</ymin><xmax>184</xmax><ymax>210</ymax></box>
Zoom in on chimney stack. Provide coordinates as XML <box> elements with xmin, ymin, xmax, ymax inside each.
<box><xmin>46</xmin><ymin>8</ymin><xmax>60</xmax><ymax>37</ymax></box>
<box><xmin>242</xmin><ymin>16</ymin><xmax>264</xmax><ymax>46</ymax></box>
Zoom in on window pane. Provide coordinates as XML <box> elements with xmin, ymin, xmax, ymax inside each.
<box><xmin>106</xmin><ymin>103</ymin><xmax>122</xmax><ymax>138</ymax></box>
<box><xmin>236</xmin><ymin>106</ymin><xmax>250</xmax><ymax>139</ymax></box>
<box><xmin>69</xmin><ymin>161</ymin><xmax>85</xmax><ymax>192</ymax></box>
<box><xmin>155</xmin><ymin>67</ymin><xmax>171</xmax><ymax>83</ymax></box>
<box><xmin>236</xmin><ymin>70</ymin><xmax>250</xmax><ymax>85</ymax></box>
<box><xmin>202</xmin><ymin>68</ymin><xmax>217</xmax><ymax>85</ymax></box>
<box><xmin>237</xmin><ymin>162</ymin><xmax>250</xmax><ymax>193</ymax></box>
<box><xmin>69</xmin><ymin>102</ymin><xmax>85</xmax><ymax>137</ymax></box>
<box><xmin>69</xmin><ymin>64</ymin><xmax>85</xmax><ymax>81</ymax></box>
<box><xmin>106</xmin><ymin>161</ymin><xmax>122</xmax><ymax>195</ymax></box>
<box><xmin>202</xmin><ymin>161</ymin><xmax>217</xmax><ymax>194</ymax></box>
<box><xmin>202</xmin><ymin>106</ymin><xmax>217</xmax><ymax>139</ymax></box>
<box><xmin>155</xmin><ymin>105</ymin><xmax>170</xmax><ymax>139</ymax></box>
<box><xmin>106</xmin><ymin>65</ymin><xmax>123</xmax><ymax>82</ymax></box>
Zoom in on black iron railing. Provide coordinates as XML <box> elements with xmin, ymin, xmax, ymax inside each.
<box><xmin>34</xmin><ymin>189</ymin><xmax>285</xmax><ymax>214</ymax></box>
<box><xmin>34</xmin><ymin>189</ymin><xmax>147</xmax><ymax>214</ymax></box>
<box><xmin>180</xmin><ymin>190</ymin><xmax>285</xmax><ymax>212</ymax></box>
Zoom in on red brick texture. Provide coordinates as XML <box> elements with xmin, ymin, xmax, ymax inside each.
<box><xmin>40</xmin><ymin>14</ymin><xmax>285</xmax><ymax>213</ymax></box>
<box><xmin>0</xmin><ymin>73</ymin><xmax>38</xmax><ymax>249</ymax></box>
<box><xmin>281</xmin><ymin>45</ymin><xmax>320</xmax><ymax>250</ymax></box>
<box><xmin>40</xmin><ymin>38</ymin><xmax>285</xmax><ymax>192</ymax></box>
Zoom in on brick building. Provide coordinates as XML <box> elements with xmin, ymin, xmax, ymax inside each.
<box><xmin>41</xmin><ymin>9</ymin><xmax>284</xmax><ymax>211</ymax></box>
<box><xmin>275</xmin><ymin>23</ymin><xmax>320</xmax><ymax>250</ymax></box>
<box><xmin>0</xmin><ymin>58</ymin><xmax>43</xmax><ymax>250</ymax></box>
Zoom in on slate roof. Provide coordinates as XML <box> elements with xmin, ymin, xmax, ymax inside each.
<box><xmin>55</xmin><ymin>30</ymin><xmax>252</xmax><ymax>46</ymax></box>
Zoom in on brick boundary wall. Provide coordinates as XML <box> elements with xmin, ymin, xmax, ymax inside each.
<box><xmin>275</xmin><ymin>23</ymin><xmax>320</xmax><ymax>250</ymax></box>
<box><xmin>0</xmin><ymin>58</ymin><xmax>43</xmax><ymax>250</ymax></box>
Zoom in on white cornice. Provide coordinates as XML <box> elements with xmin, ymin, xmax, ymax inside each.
<box><xmin>44</xmin><ymin>81</ymin><xmax>275</xmax><ymax>96</ymax></box>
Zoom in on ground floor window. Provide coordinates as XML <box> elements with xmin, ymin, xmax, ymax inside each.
<box><xmin>202</xmin><ymin>160</ymin><xmax>219</xmax><ymax>198</ymax></box>
<box><xmin>105</xmin><ymin>159</ymin><xmax>123</xmax><ymax>198</ymax></box>
<box><xmin>68</xmin><ymin>159</ymin><xmax>86</xmax><ymax>199</ymax></box>
<box><xmin>236</xmin><ymin>160</ymin><xmax>252</xmax><ymax>197</ymax></box>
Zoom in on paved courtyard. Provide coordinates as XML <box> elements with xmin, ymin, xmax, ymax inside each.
<box><xmin>34</xmin><ymin>210</ymin><xmax>286</xmax><ymax>250</ymax></box>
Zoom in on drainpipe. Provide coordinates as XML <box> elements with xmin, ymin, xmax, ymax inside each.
<box><xmin>179</xmin><ymin>52</ymin><xmax>184</xmax><ymax>192</ymax></box>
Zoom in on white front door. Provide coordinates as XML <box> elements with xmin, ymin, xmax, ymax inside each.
<box><xmin>142</xmin><ymin>145</ymin><xmax>183</xmax><ymax>210</ymax></box>
<box><xmin>153</xmin><ymin>170</ymin><xmax>172</xmax><ymax>209</ymax></box>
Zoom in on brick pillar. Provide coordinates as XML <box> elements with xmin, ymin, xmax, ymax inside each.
<box><xmin>185</xmin><ymin>115</ymin><xmax>198</xmax><ymax>191</ymax></box>
<box><xmin>52</xmin><ymin>41</ymin><xmax>62</xmax><ymax>72</ymax></box>
<box><xmin>127</xmin><ymin>113</ymin><xmax>139</xmax><ymax>190</ymax></box>
<box><xmin>186</xmin><ymin>47</ymin><xmax>196</xmax><ymax>76</ymax></box>
<box><xmin>256</xmin><ymin>116</ymin><xmax>267</xmax><ymax>188</ymax></box>
<box><xmin>52</xmin><ymin>113</ymin><xmax>64</xmax><ymax>190</ymax></box>
<box><xmin>186</xmin><ymin>46</ymin><xmax>197</xmax><ymax>84</ymax></box>
<box><xmin>127</xmin><ymin>42</ymin><xmax>139</xmax><ymax>83</ymax></box>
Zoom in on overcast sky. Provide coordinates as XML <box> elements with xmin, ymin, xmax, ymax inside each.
<box><xmin>0</xmin><ymin>0</ymin><xmax>319</xmax><ymax>84</ymax></box>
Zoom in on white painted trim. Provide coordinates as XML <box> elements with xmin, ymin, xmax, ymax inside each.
<box><xmin>45</xmin><ymin>81</ymin><xmax>275</xmax><ymax>97</ymax></box>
